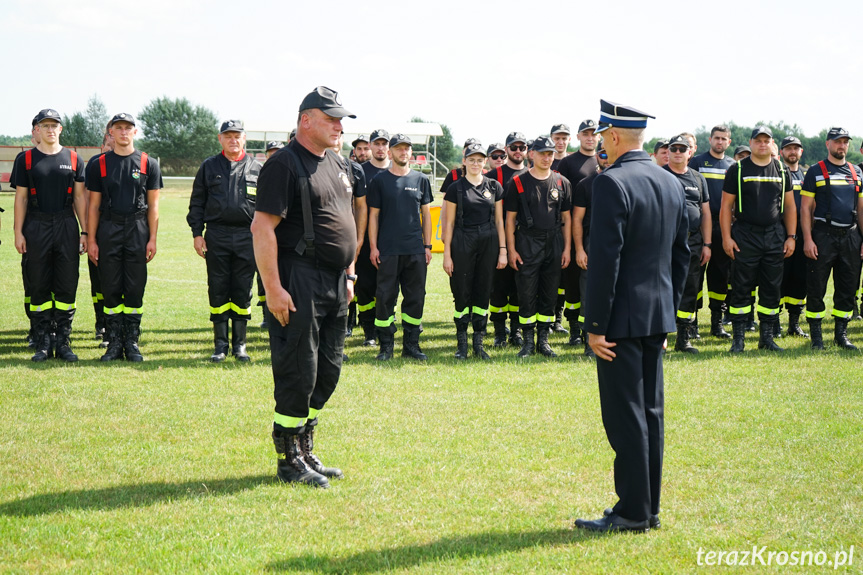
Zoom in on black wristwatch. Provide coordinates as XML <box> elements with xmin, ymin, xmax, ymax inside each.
<box><xmin>787</xmin><ymin>234</ymin><xmax>797</xmax><ymax>240</ymax></box>
<box><xmin>346</xmin><ymin>274</ymin><xmax>358</xmax><ymax>282</ymax></box>
<box><xmin>424</xmin><ymin>244</ymin><xmax>432</xmax><ymax>250</ymax></box>
<box><xmin>703</xmin><ymin>243</ymin><xmax>712</xmax><ymax>248</ymax></box>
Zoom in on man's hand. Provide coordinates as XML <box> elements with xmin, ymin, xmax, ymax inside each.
<box><xmin>508</xmin><ymin>249</ymin><xmax>522</xmax><ymax>271</ymax></box>
<box><xmin>804</xmin><ymin>238</ymin><xmax>818</xmax><ymax>260</ymax></box>
<box><xmin>79</xmin><ymin>234</ymin><xmax>87</xmax><ymax>255</ymax></box>
<box><xmin>783</xmin><ymin>237</ymin><xmax>796</xmax><ymax>258</ymax></box>
<box><xmin>370</xmin><ymin>247</ymin><xmax>381</xmax><ymax>269</ymax></box>
<box><xmin>346</xmin><ymin>278</ymin><xmax>355</xmax><ymax>302</ymax></box>
<box><xmin>88</xmin><ymin>239</ymin><xmax>99</xmax><ymax>265</ymax></box>
<box><xmin>425</xmin><ymin>247</ymin><xmax>432</xmax><ymax>266</ymax></box>
<box><xmin>723</xmin><ymin>237</ymin><xmax>740</xmax><ymax>260</ymax></box>
<box><xmin>576</xmin><ymin>248</ymin><xmax>588</xmax><ymax>270</ymax></box>
<box><xmin>146</xmin><ymin>239</ymin><xmax>157</xmax><ymax>262</ymax></box>
<box><xmin>589</xmin><ymin>332</ymin><xmax>617</xmax><ymax>362</ymax></box>
<box><xmin>443</xmin><ymin>254</ymin><xmax>453</xmax><ymax>277</ymax></box>
<box><xmin>194</xmin><ymin>236</ymin><xmax>207</xmax><ymax>258</ymax></box>
<box><xmin>14</xmin><ymin>233</ymin><xmax>26</xmax><ymax>255</ymax></box>
<box><xmin>561</xmin><ymin>249</ymin><xmax>570</xmax><ymax>269</ymax></box>
<box><xmin>496</xmin><ymin>250</ymin><xmax>507</xmax><ymax>269</ymax></box>
<box><xmin>268</xmin><ymin>286</ymin><xmax>297</xmax><ymax>326</ymax></box>
<box><xmin>700</xmin><ymin>246</ymin><xmax>711</xmax><ymax>266</ymax></box>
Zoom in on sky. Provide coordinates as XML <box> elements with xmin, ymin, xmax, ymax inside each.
<box><xmin>5</xmin><ymin>0</ymin><xmax>863</xmax><ymax>150</ymax></box>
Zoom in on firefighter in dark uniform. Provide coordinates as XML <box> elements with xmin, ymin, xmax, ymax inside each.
<box><xmin>720</xmin><ymin>126</ymin><xmax>796</xmax><ymax>353</ymax></box>
<box><xmin>86</xmin><ymin>126</ymin><xmax>115</xmax><ymax>348</ymax></box>
<box><xmin>489</xmin><ymin>131</ymin><xmax>529</xmax><ymax>347</ymax></box>
<box><xmin>368</xmin><ymin>134</ymin><xmax>434</xmax><ymax>361</ymax></box>
<box><xmin>664</xmin><ymin>135</ymin><xmax>711</xmax><ymax>353</ymax></box>
<box><xmin>356</xmin><ymin>129</ymin><xmax>391</xmax><ymax>346</ymax></box>
<box><xmin>576</xmin><ymin>100</ymin><xmax>689</xmax><ymax>533</ymax></box>
<box><xmin>442</xmin><ymin>143</ymin><xmax>507</xmax><ymax>359</ymax></box>
<box><xmin>779</xmin><ymin>136</ymin><xmax>808</xmax><ymax>337</ymax></box>
<box><xmin>187</xmin><ymin>120</ymin><xmax>261</xmax><ymax>362</ymax></box>
<box><xmin>86</xmin><ymin>113</ymin><xmax>163</xmax><ymax>362</ymax></box>
<box><xmin>800</xmin><ymin>127</ymin><xmax>863</xmax><ymax>350</ymax></box>
<box><xmin>12</xmin><ymin>109</ymin><xmax>88</xmax><ymax>362</ymax></box>
<box><xmin>504</xmin><ymin>136</ymin><xmax>572</xmax><ymax>358</ymax></box>
<box><xmin>252</xmin><ymin>86</ymin><xmax>357</xmax><ymax>488</ymax></box>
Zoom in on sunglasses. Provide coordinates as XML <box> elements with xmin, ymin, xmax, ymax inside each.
<box><xmin>669</xmin><ymin>145</ymin><xmax>688</xmax><ymax>153</ymax></box>
<box><xmin>490</xmin><ymin>153</ymin><xmax>506</xmax><ymax>160</ymax></box>
<box><xmin>509</xmin><ymin>145</ymin><xmax>526</xmax><ymax>152</ymax></box>
<box><xmin>598</xmin><ymin>151</ymin><xmax>608</xmax><ymax>160</ymax></box>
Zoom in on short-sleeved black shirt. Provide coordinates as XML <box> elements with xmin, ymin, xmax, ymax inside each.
<box><xmin>443</xmin><ymin>176</ymin><xmax>504</xmax><ymax>227</ymax></box>
<box><xmin>557</xmin><ymin>151</ymin><xmax>598</xmax><ymax>189</ymax></box>
<box><xmin>348</xmin><ymin>158</ymin><xmax>366</xmax><ymax>199</ymax></box>
<box><xmin>573</xmin><ymin>170</ymin><xmax>600</xmax><ymax>236</ymax></box>
<box><xmin>367</xmin><ymin>169</ymin><xmax>433</xmax><ymax>256</ymax></box>
<box><xmin>664</xmin><ymin>165</ymin><xmax>709</xmax><ymax>232</ymax></box>
<box><xmin>255</xmin><ymin>140</ymin><xmax>357</xmax><ymax>270</ymax></box>
<box><xmin>13</xmin><ymin>147</ymin><xmax>85</xmax><ymax>213</ymax></box>
<box><xmin>504</xmin><ymin>171</ymin><xmax>573</xmax><ymax>230</ymax></box>
<box><xmin>486</xmin><ymin>163</ymin><xmax>527</xmax><ymax>188</ymax></box>
<box><xmin>85</xmin><ymin>149</ymin><xmax>163</xmax><ymax>215</ymax></box>
<box><xmin>690</xmin><ymin>151</ymin><xmax>733</xmax><ymax>217</ymax></box>
<box><xmin>800</xmin><ymin>160</ymin><xmax>862</xmax><ymax>227</ymax></box>
<box><xmin>361</xmin><ymin>161</ymin><xmax>389</xmax><ymax>186</ymax></box>
<box><xmin>723</xmin><ymin>158</ymin><xmax>792</xmax><ymax>227</ymax></box>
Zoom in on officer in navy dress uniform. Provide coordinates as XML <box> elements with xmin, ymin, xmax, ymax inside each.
<box><xmin>576</xmin><ymin>100</ymin><xmax>689</xmax><ymax>533</ymax></box>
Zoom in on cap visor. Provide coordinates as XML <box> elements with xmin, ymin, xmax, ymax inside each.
<box><xmin>323</xmin><ymin>106</ymin><xmax>356</xmax><ymax>119</ymax></box>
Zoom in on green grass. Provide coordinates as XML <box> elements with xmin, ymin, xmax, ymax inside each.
<box><xmin>1</xmin><ymin>185</ymin><xmax>862</xmax><ymax>573</ymax></box>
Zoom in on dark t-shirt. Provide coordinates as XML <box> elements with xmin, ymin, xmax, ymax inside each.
<box><xmin>85</xmin><ymin>149</ymin><xmax>163</xmax><ymax>215</ymax></box>
<box><xmin>13</xmin><ymin>147</ymin><xmax>85</xmax><ymax>213</ymax></box>
<box><xmin>367</xmin><ymin>169</ymin><xmax>433</xmax><ymax>256</ymax></box>
<box><xmin>690</xmin><ymin>151</ymin><xmax>733</xmax><ymax>217</ymax></box>
<box><xmin>723</xmin><ymin>158</ymin><xmax>792</xmax><ymax>227</ymax></box>
<box><xmin>800</xmin><ymin>160</ymin><xmax>862</xmax><ymax>227</ymax></box>
<box><xmin>444</xmin><ymin>176</ymin><xmax>504</xmax><ymax>227</ymax></box>
<box><xmin>361</xmin><ymin>161</ymin><xmax>389</xmax><ymax>186</ymax></box>
<box><xmin>664</xmin><ymin>165</ymin><xmax>709</xmax><ymax>232</ymax></box>
<box><xmin>504</xmin><ymin>171</ymin><xmax>573</xmax><ymax>230</ymax></box>
<box><xmin>348</xmin><ymin>158</ymin><xmax>366</xmax><ymax>199</ymax></box>
<box><xmin>557</xmin><ymin>151</ymin><xmax>598</xmax><ymax>189</ymax></box>
<box><xmin>486</xmin><ymin>163</ymin><xmax>527</xmax><ymax>188</ymax></box>
<box><xmin>255</xmin><ymin>140</ymin><xmax>357</xmax><ymax>270</ymax></box>
<box><xmin>573</xmin><ymin>170</ymin><xmax>600</xmax><ymax>236</ymax></box>
<box><xmin>439</xmin><ymin>167</ymin><xmax>464</xmax><ymax>195</ymax></box>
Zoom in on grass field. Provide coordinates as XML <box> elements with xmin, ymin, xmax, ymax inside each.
<box><xmin>1</xmin><ymin>183</ymin><xmax>862</xmax><ymax>573</ymax></box>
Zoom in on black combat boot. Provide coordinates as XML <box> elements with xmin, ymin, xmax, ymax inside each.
<box><xmin>30</xmin><ymin>328</ymin><xmax>51</xmax><ymax>362</ymax></box>
<box><xmin>472</xmin><ymin>331</ymin><xmax>490</xmax><ymax>360</ymax></box>
<box><xmin>552</xmin><ymin>305</ymin><xmax>568</xmax><ymax>333</ymax></box>
<box><xmin>786</xmin><ymin>310</ymin><xmax>808</xmax><ymax>338</ymax></box>
<box><xmin>123</xmin><ymin>318</ymin><xmax>144</xmax><ymax>362</ymax></box>
<box><xmin>808</xmin><ymin>319</ymin><xmax>824</xmax><ymax>350</ymax></box>
<box><xmin>95</xmin><ymin>314</ymin><xmax>106</xmax><ymax>343</ymax></box>
<box><xmin>691</xmin><ymin>311</ymin><xmax>701</xmax><ymax>340</ymax></box>
<box><xmin>729</xmin><ymin>320</ymin><xmax>746</xmax><ymax>353</ymax></box>
<box><xmin>568</xmin><ymin>322</ymin><xmax>582</xmax><ymax>345</ymax></box>
<box><xmin>537</xmin><ymin>324</ymin><xmax>557</xmax><ymax>357</ymax></box>
<box><xmin>100</xmin><ymin>316</ymin><xmax>125</xmax><ymax>361</ymax></box>
<box><xmin>362</xmin><ymin>322</ymin><xmax>376</xmax><ymax>346</ymax></box>
<box><xmin>711</xmin><ymin>310</ymin><xmax>731</xmax><ymax>339</ymax></box>
<box><xmin>674</xmin><ymin>321</ymin><xmax>698</xmax><ymax>354</ymax></box>
<box><xmin>376</xmin><ymin>330</ymin><xmax>394</xmax><ymax>361</ymax></box>
<box><xmin>773</xmin><ymin>312</ymin><xmax>783</xmax><ymax>338</ymax></box>
<box><xmin>493</xmin><ymin>320</ymin><xmax>508</xmax><ymax>348</ymax></box>
<box><xmin>757</xmin><ymin>317</ymin><xmax>783</xmax><ymax>351</ymax></box>
<box><xmin>298</xmin><ymin>418</ymin><xmax>343</xmax><ymax>479</ymax></box>
<box><xmin>509</xmin><ymin>312</ymin><xmax>523</xmax><ymax>347</ymax></box>
<box><xmin>834</xmin><ymin>318</ymin><xmax>857</xmax><ymax>350</ymax></box>
<box><xmin>211</xmin><ymin>321</ymin><xmax>229</xmax><ymax>362</ymax></box>
<box><xmin>517</xmin><ymin>327</ymin><xmax>535</xmax><ymax>358</ymax></box>
<box><xmin>232</xmin><ymin>319</ymin><xmax>250</xmax><ymax>362</ymax></box>
<box><xmin>273</xmin><ymin>427</ymin><xmax>329</xmax><ymax>488</ymax></box>
<box><xmin>54</xmin><ymin>319</ymin><xmax>78</xmax><ymax>362</ymax></box>
<box><xmin>745</xmin><ymin>310</ymin><xmax>758</xmax><ymax>332</ymax></box>
<box><xmin>454</xmin><ymin>324</ymin><xmax>469</xmax><ymax>360</ymax></box>
<box><xmin>402</xmin><ymin>327</ymin><xmax>427</xmax><ymax>361</ymax></box>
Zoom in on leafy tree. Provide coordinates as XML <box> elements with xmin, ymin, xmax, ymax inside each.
<box><xmin>0</xmin><ymin>134</ymin><xmax>32</xmax><ymax>146</ymax></box>
<box><xmin>410</xmin><ymin>116</ymin><xmax>459</xmax><ymax>177</ymax></box>
<box><xmin>138</xmin><ymin>97</ymin><xmax>220</xmax><ymax>175</ymax></box>
<box><xmin>60</xmin><ymin>94</ymin><xmax>108</xmax><ymax>146</ymax></box>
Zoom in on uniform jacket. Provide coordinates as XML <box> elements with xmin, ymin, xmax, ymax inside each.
<box><xmin>585</xmin><ymin>150</ymin><xmax>689</xmax><ymax>339</ymax></box>
<box><xmin>187</xmin><ymin>152</ymin><xmax>261</xmax><ymax>236</ymax></box>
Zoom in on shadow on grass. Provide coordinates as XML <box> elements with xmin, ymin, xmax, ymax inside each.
<box><xmin>0</xmin><ymin>474</ymin><xmax>273</xmax><ymax>517</ymax></box>
<box><xmin>266</xmin><ymin>527</ymin><xmax>607</xmax><ymax>574</ymax></box>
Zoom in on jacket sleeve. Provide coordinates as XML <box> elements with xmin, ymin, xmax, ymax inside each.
<box><xmin>187</xmin><ymin>160</ymin><xmax>208</xmax><ymax>237</ymax></box>
<box><xmin>584</xmin><ymin>173</ymin><xmax>628</xmax><ymax>335</ymax></box>
<box><xmin>670</xmin><ymin>182</ymin><xmax>690</xmax><ymax>311</ymax></box>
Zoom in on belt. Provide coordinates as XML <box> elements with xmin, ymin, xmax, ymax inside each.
<box><xmin>26</xmin><ymin>208</ymin><xmax>74</xmax><ymax>221</ymax></box>
<box><xmin>457</xmin><ymin>221</ymin><xmax>494</xmax><ymax>231</ymax></box>
<box><xmin>814</xmin><ymin>221</ymin><xmax>857</xmax><ymax>236</ymax></box>
<box><xmin>517</xmin><ymin>226</ymin><xmax>558</xmax><ymax>237</ymax></box>
<box><xmin>734</xmin><ymin>220</ymin><xmax>780</xmax><ymax>233</ymax></box>
<box><xmin>105</xmin><ymin>209</ymin><xmax>147</xmax><ymax>223</ymax></box>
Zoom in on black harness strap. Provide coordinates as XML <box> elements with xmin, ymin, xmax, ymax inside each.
<box><xmin>283</xmin><ymin>146</ymin><xmax>315</xmax><ymax>259</ymax></box>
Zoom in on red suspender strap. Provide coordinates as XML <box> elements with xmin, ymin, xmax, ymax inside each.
<box><xmin>99</xmin><ymin>154</ymin><xmax>107</xmax><ymax>178</ymax></box>
<box><xmin>817</xmin><ymin>160</ymin><xmax>828</xmax><ymax>182</ymax></box>
<box><xmin>496</xmin><ymin>166</ymin><xmax>503</xmax><ymax>185</ymax></box>
<box><xmin>25</xmin><ymin>149</ymin><xmax>32</xmax><ymax>171</ymax></box>
<box><xmin>451</xmin><ymin>168</ymin><xmax>457</xmax><ymax>182</ymax></box>
<box><xmin>850</xmin><ymin>164</ymin><xmax>860</xmax><ymax>192</ymax></box>
<box><xmin>70</xmin><ymin>150</ymin><xmax>78</xmax><ymax>171</ymax></box>
<box><xmin>140</xmin><ymin>152</ymin><xmax>148</xmax><ymax>175</ymax></box>
<box><xmin>514</xmin><ymin>175</ymin><xmax>525</xmax><ymax>194</ymax></box>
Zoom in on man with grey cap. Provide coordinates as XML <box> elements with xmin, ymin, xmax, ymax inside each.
<box><xmin>188</xmin><ymin>119</ymin><xmax>262</xmax><ymax>362</ymax></box>
<box><xmin>800</xmin><ymin>127</ymin><xmax>863</xmax><ymax>350</ymax></box>
<box><xmin>653</xmin><ymin>139</ymin><xmax>670</xmax><ymax>167</ymax></box>
<box><xmin>252</xmin><ymin>86</ymin><xmax>357</xmax><ymax>488</ymax></box>
<box><xmin>486</xmin><ymin>143</ymin><xmax>506</xmax><ymax>172</ymax></box>
<box><xmin>577</xmin><ymin>100</ymin><xmax>689</xmax><ymax>533</ymax></box>
<box><xmin>732</xmin><ymin>145</ymin><xmax>751</xmax><ymax>161</ymax></box>
<box><xmin>550</xmin><ymin>123</ymin><xmax>571</xmax><ymax>171</ymax></box>
<box><xmin>351</xmin><ymin>134</ymin><xmax>371</xmax><ymax>164</ymax></box>
<box><xmin>779</xmin><ymin>135</ymin><xmax>808</xmax><ymax>337</ymax></box>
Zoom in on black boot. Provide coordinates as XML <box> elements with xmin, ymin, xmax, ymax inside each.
<box><xmin>123</xmin><ymin>318</ymin><xmax>144</xmax><ymax>362</ymax></box>
<box><xmin>745</xmin><ymin>311</ymin><xmax>758</xmax><ymax>332</ymax></box>
<box><xmin>101</xmin><ymin>316</ymin><xmax>125</xmax><ymax>361</ymax></box>
<box><xmin>786</xmin><ymin>310</ymin><xmax>808</xmax><ymax>338</ymax></box>
<box><xmin>376</xmin><ymin>330</ymin><xmax>394</xmax><ymax>361</ymax></box>
<box><xmin>757</xmin><ymin>317</ymin><xmax>783</xmax><ymax>351</ymax></box>
<box><xmin>472</xmin><ymin>331</ymin><xmax>490</xmax><ymax>360</ymax></box>
<box><xmin>711</xmin><ymin>310</ymin><xmax>731</xmax><ymax>339</ymax></box>
<box><xmin>517</xmin><ymin>326</ymin><xmax>535</xmax><ymax>358</ymax></box>
<box><xmin>773</xmin><ymin>313</ymin><xmax>783</xmax><ymax>338</ymax></box>
<box><xmin>94</xmin><ymin>314</ymin><xmax>106</xmax><ymax>342</ymax></box>
<box><xmin>674</xmin><ymin>321</ymin><xmax>698</xmax><ymax>354</ymax></box>
<box><xmin>537</xmin><ymin>324</ymin><xmax>557</xmax><ymax>357</ymax></box>
<box><xmin>273</xmin><ymin>427</ymin><xmax>329</xmax><ymax>488</ymax></box>
<box><xmin>299</xmin><ymin>418</ymin><xmax>343</xmax><ymax>479</ymax></box>
<box><xmin>729</xmin><ymin>320</ymin><xmax>746</xmax><ymax>353</ymax></box>
<box><xmin>402</xmin><ymin>327</ymin><xmax>427</xmax><ymax>360</ymax></box>
<box><xmin>362</xmin><ymin>322</ymin><xmax>376</xmax><ymax>346</ymax></box>
<box><xmin>691</xmin><ymin>311</ymin><xmax>701</xmax><ymax>340</ymax></box>
<box><xmin>232</xmin><ymin>319</ymin><xmax>250</xmax><ymax>362</ymax></box>
<box><xmin>54</xmin><ymin>320</ymin><xmax>78</xmax><ymax>362</ymax></box>
<box><xmin>552</xmin><ymin>305</ymin><xmax>568</xmax><ymax>333</ymax></box>
<box><xmin>493</xmin><ymin>320</ymin><xmax>508</xmax><ymax>348</ymax></box>
<box><xmin>834</xmin><ymin>318</ymin><xmax>857</xmax><ymax>350</ymax></box>
<box><xmin>509</xmin><ymin>312</ymin><xmax>523</xmax><ymax>347</ymax></box>
<box><xmin>568</xmin><ymin>322</ymin><xmax>583</xmax><ymax>345</ymax></box>
<box><xmin>454</xmin><ymin>325</ymin><xmax>469</xmax><ymax>360</ymax></box>
<box><xmin>31</xmin><ymin>330</ymin><xmax>51</xmax><ymax>362</ymax></box>
<box><xmin>809</xmin><ymin>319</ymin><xmax>824</xmax><ymax>350</ymax></box>
<box><xmin>211</xmin><ymin>321</ymin><xmax>229</xmax><ymax>362</ymax></box>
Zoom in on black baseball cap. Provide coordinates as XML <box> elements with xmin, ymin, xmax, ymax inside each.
<box><xmin>780</xmin><ymin>136</ymin><xmax>802</xmax><ymax>149</ymax></box>
<box><xmin>531</xmin><ymin>136</ymin><xmax>555</xmax><ymax>153</ymax></box>
<box><xmin>34</xmin><ymin>109</ymin><xmax>62</xmax><ymax>125</ymax></box>
<box><xmin>298</xmin><ymin>86</ymin><xmax>356</xmax><ymax>119</ymax></box>
<box><xmin>463</xmin><ymin>137</ymin><xmax>481</xmax><ymax>149</ymax></box>
<box><xmin>109</xmin><ymin>113</ymin><xmax>136</xmax><ymax>127</ymax></box>
<box><xmin>464</xmin><ymin>143</ymin><xmax>486</xmax><ymax>158</ymax></box>
<box><xmin>668</xmin><ymin>135</ymin><xmax>690</xmax><ymax>149</ymax></box>
<box><xmin>550</xmin><ymin>123</ymin><xmax>571</xmax><ymax>135</ymax></box>
<box><xmin>578</xmin><ymin>119</ymin><xmax>597</xmax><ymax>133</ymax></box>
<box><xmin>389</xmin><ymin>133</ymin><xmax>411</xmax><ymax>147</ymax></box>
<box><xmin>750</xmin><ymin>125</ymin><xmax>773</xmax><ymax>139</ymax></box>
<box><xmin>653</xmin><ymin>139</ymin><xmax>670</xmax><ymax>153</ymax></box>
<box><xmin>220</xmin><ymin>119</ymin><xmax>244</xmax><ymax>134</ymax></box>
<box><xmin>487</xmin><ymin>143</ymin><xmax>505</xmax><ymax>155</ymax></box>
<box><xmin>266</xmin><ymin>140</ymin><xmax>284</xmax><ymax>152</ymax></box>
<box><xmin>733</xmin><ymin>145</ymin><xmax>751</xmax><ymax>156</ymax></box>
<box><xmin>826</xmin><ymin>127</ymin><xmax>852</xmax><ymax>141</ymax></box>
<box><xmin>506</xmin><ymin>131</ymin><xmax>527</xmax><ymax>146</ymax></box>
<box><xmin>351</xmin><ymin>134</ymin><xmax>369</xmax><ymax>147</ymax></box>
<box><xmin>370</xmin><ymin>129</ymin><xmax>390</xmax><ymax>143</ymax></box>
